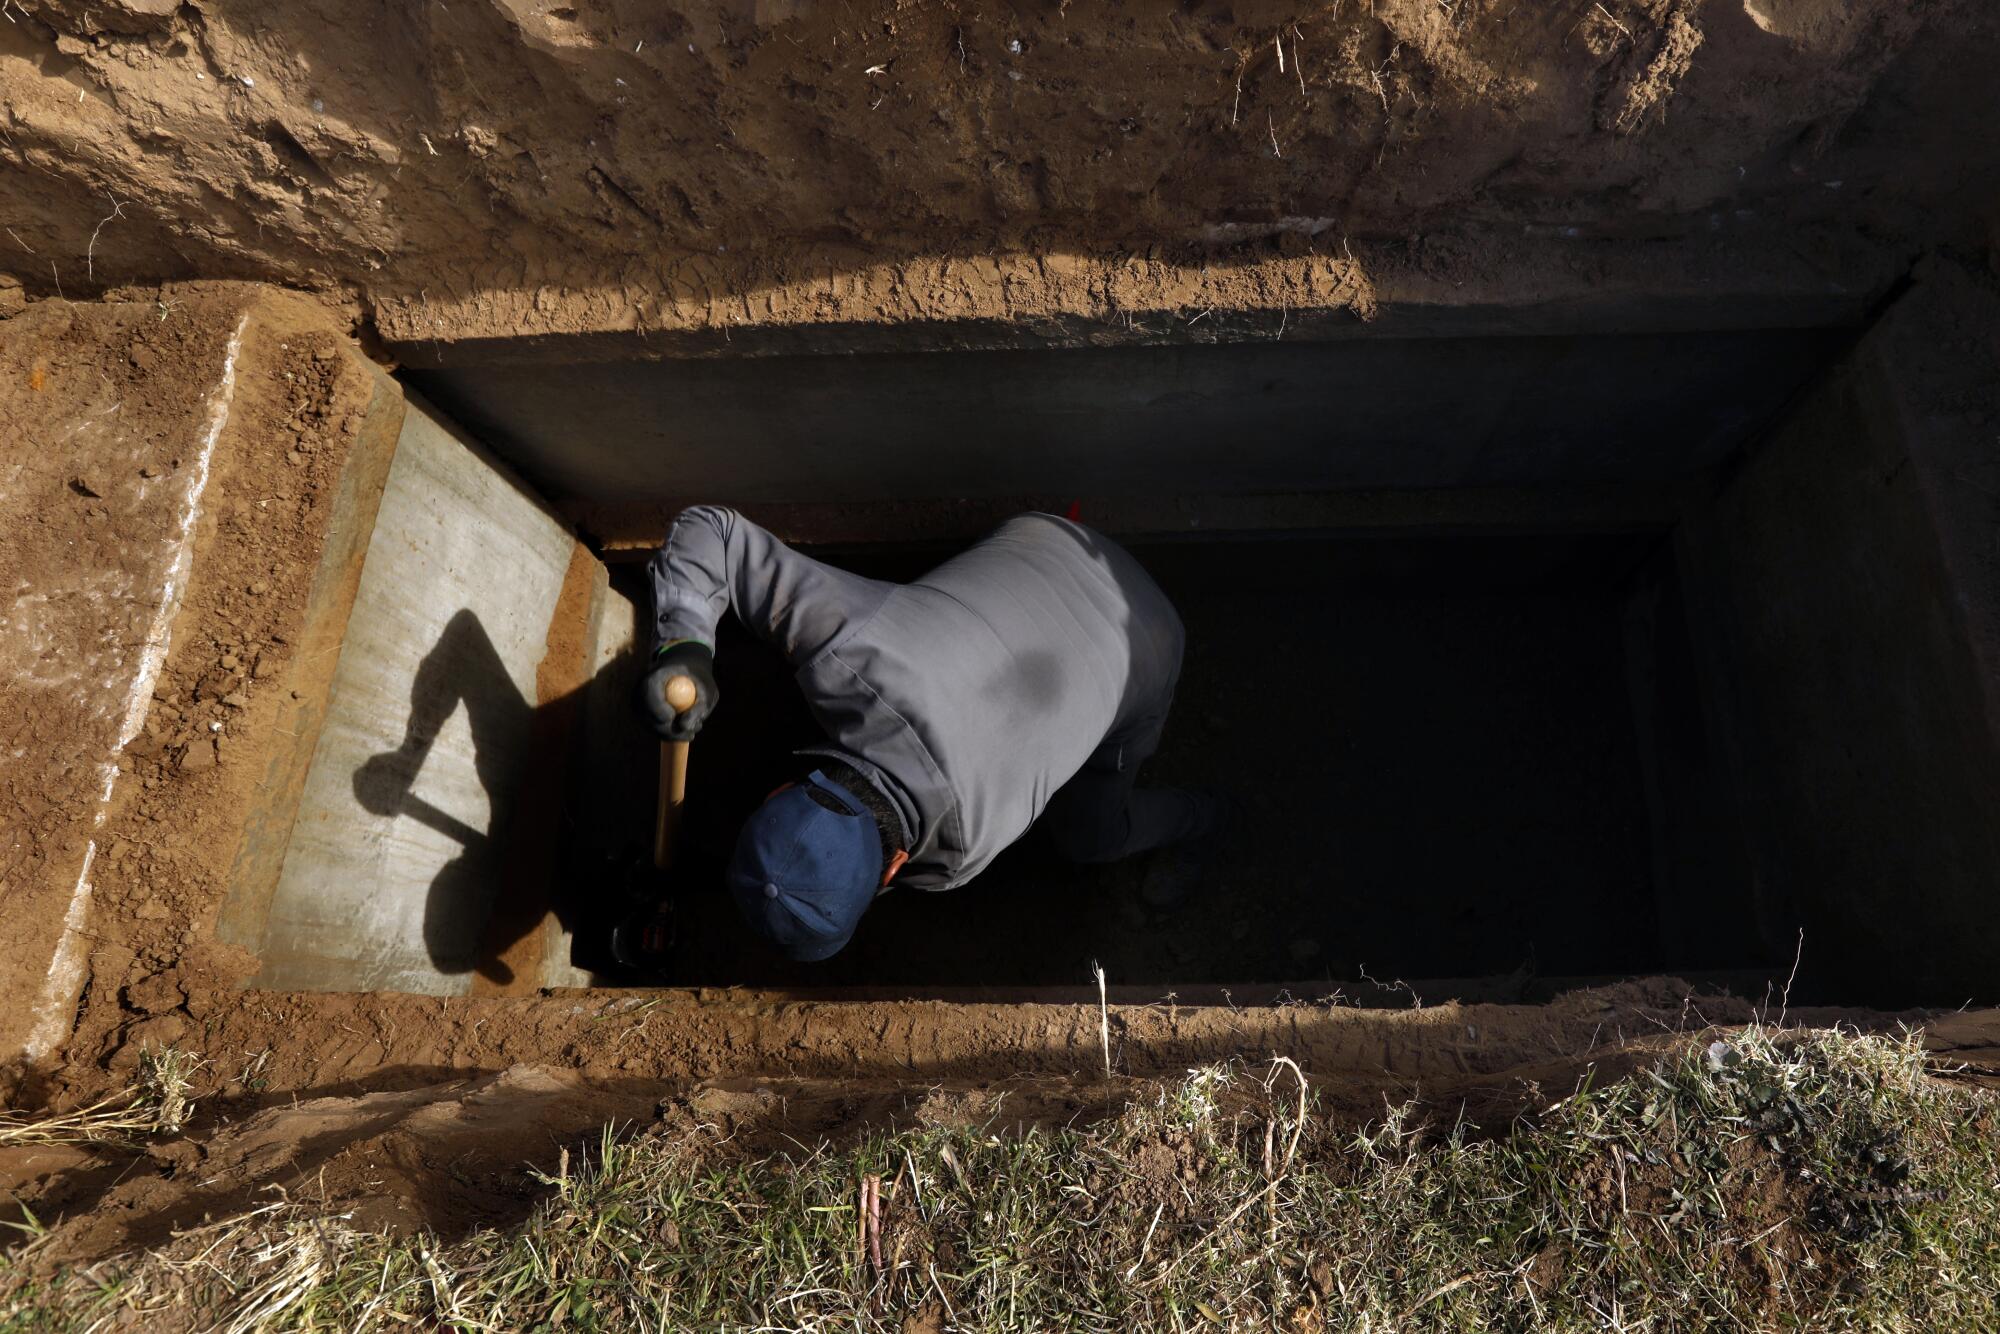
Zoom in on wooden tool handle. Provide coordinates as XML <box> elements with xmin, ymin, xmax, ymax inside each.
<box><xmin>661</xmin><ymin>674</ymin><xmax>698</xmax><ymax>715</ymax></box>
<box><xmin>653</xmin><ymin>675</ymin><xmax>697</xmax><ymax>870</ymax></box>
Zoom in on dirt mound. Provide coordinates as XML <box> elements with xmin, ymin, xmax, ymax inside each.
<box><xmin>14</xmin><ymin>1064</ymin><xmax>661</xmax><ymax>1263</ymax></box>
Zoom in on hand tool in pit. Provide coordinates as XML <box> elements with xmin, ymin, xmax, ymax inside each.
<box><xmin>610</xmin><ymin>674</ymin><xmax>697</xmax><ymax>969</ymax></box>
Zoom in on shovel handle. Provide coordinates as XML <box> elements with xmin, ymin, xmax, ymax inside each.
<box><xmin>653</xmin><ymin>675</ymin><xmax>697</xmax><ymax>870</ymax></box>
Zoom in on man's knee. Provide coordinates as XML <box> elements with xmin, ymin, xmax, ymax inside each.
<box><xmin>1042</xmin><ymin>800</ymin><xmax>1129</xmax><ymax>865</ymax></box>
<box><xmin>1047</xmin><ymin>818</ymin><xmax>1128</xmax><ymax>865</ymax></box>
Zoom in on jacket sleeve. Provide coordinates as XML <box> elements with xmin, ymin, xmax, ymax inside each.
<box><xmin>646</xmin><ymin>506</ymin><xmax>888</xmax><ymax>665</ymax></box>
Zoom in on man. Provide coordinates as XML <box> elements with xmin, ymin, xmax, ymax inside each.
<box><xmin>641</xmin><ymin>506</ymin><xmax>1216</xmax><ymax>962</ymax></box>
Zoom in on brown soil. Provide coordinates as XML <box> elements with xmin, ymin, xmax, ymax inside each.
<box><xmin>0</xmin><ymin>293</ymin><xmax>241</xmax><ymax>1065</ymax></box>
<box><xmin>71</xmin><ymin>297</ymin><xmax>378</xmax><ymax>1059</ymax></box>
<box><xmin>2</xmin><ymin>1</ymin><xmax>1995</xmax><ymax>347</ymax></box>
<box><xmin>1</xmin><ymin>287</ymin><xmax>383</xmax><ymax>1090</ymax></box>
<box><xmin>8</xmin><ymin>1064</ymin><xmax>662</xmax><ymax>1259</ymax></box>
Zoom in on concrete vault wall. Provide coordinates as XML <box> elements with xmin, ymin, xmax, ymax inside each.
<box><xmin>1682</xmin><ymin>260</ymin><xmax>2000</xmax><ymax>1005</ymax></box>
<box><xmin>210</xmin><ymin>390</ymin><xmax>603</xmax><ymax>997</ymax></box>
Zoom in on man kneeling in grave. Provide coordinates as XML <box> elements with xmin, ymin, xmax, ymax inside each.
<box><xmin>635</xmin><ymin>506</ymin><xmax>1221</xmax><ymax>962</ymax></box>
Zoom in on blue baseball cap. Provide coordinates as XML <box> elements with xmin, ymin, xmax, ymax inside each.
<box><xmin>728</xmin><ymin>771</ymin><xmax>883</xmax><ymax>962</ymax></box>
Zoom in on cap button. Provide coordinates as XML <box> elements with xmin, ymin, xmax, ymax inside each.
<box><xmin>763</xmin><ymin>881</ymin><xmax>780</xmax><ymax>900</ymax></box>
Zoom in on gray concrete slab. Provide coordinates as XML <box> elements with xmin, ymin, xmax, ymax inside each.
<box><xmin>582</xmin><ymin>482</ymin><xmax>1699</xmax><ymax>558</ymax></box>
<box><xmin>220</xmin><ymin>396</ymin><xmax>604</xmax><ymax>995</ymax></box>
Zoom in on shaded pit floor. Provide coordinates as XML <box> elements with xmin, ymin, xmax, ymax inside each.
<box><xmin>568</xmin><ymin>532</ymin><xmax>1768</xmax><ymax>991</ymax></box>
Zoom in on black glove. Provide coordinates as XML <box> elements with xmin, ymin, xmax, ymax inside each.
<box><xmin>641</xmin><ymin>641</ymin><xmax>718</xmax><ymax>741</ymax></box>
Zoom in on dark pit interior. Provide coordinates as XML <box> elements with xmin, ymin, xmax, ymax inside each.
<box><xmin>561</xmin><ymin>531</ymin><xmax>1766</xmax><ymax>992</ymax></box>
<box><xmin>398</xmin><ymin>319</ymin><xmax>1998</xmax><ymax>1007</ymax></box>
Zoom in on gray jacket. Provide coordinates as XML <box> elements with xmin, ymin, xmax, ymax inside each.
<box><xmin>647</xmin><ymin>508</ymin><xmax>1184</xmax><ymax>889</ymax></box>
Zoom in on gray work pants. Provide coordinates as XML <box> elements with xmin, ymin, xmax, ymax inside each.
<box><xmin>1039</xmin><ymin>760</ymin><xmax>1212</xmax><ymax>864</ymax></box>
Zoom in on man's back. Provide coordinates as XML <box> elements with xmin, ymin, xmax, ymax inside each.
<box><xmin>648</xmin><ymin>509</ymin><xmax>1184</xmax><ymax>887</ymax></box>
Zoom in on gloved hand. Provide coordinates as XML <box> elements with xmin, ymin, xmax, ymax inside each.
<box><xmin>640</xmin><ymin>640</ymin><xmax>718</xmax><ymax>741</ymax></box>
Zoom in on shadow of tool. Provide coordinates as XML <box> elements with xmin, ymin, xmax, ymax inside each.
<box><xmin>351</xmin><ymin>608</ymin><xmax>632</xmax><ymax>987</ymax></box>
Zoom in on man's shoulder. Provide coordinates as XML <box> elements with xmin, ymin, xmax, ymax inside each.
<box><xmin>983</xmin><ymin>511</ymin><xmax>1126</xmax><ymax>557</ymax></box>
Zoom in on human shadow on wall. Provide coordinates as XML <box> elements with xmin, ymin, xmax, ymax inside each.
<box><xmin>351</xmin><ymin>607</ymin><xmax>643</xmax><ymax>986</ymax></box>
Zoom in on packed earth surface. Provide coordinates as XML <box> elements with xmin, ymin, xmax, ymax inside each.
<box><xmin>2</xmin><ymin>0</ymin><xmax>1994</xmax><ymax>347</ymax></box>
<box><xmin>3</xmin><ymin>0</ymin><xmax>2000</xmax><ymax>1323</ymax></box>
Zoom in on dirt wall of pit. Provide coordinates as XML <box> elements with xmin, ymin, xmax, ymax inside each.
<box><xmin>3</xmin><ymin>1</ymin><xmax>1996</xmax><ymax>350</ymax></box>
<box><xmin>0</xmin><ymin>286</ymin><xmax>384</xmax><ymax>1074</ymax></box>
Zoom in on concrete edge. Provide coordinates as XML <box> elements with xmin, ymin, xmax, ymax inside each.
<box><xmin>582</xmin><ymin>482</ymin><xmax>1703</xmax><ymax>557</ymax></box>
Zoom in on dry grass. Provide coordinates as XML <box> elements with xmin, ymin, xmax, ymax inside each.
<box><xmin>2</xmin><ymin>1027</ymin><xmax>1996</xmax><ymax>1331</ymax></box>
<box><xmin>0</xmin><ymin>1046</ymin><xmax>203</xmax><ymax>1148</ymax></box>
